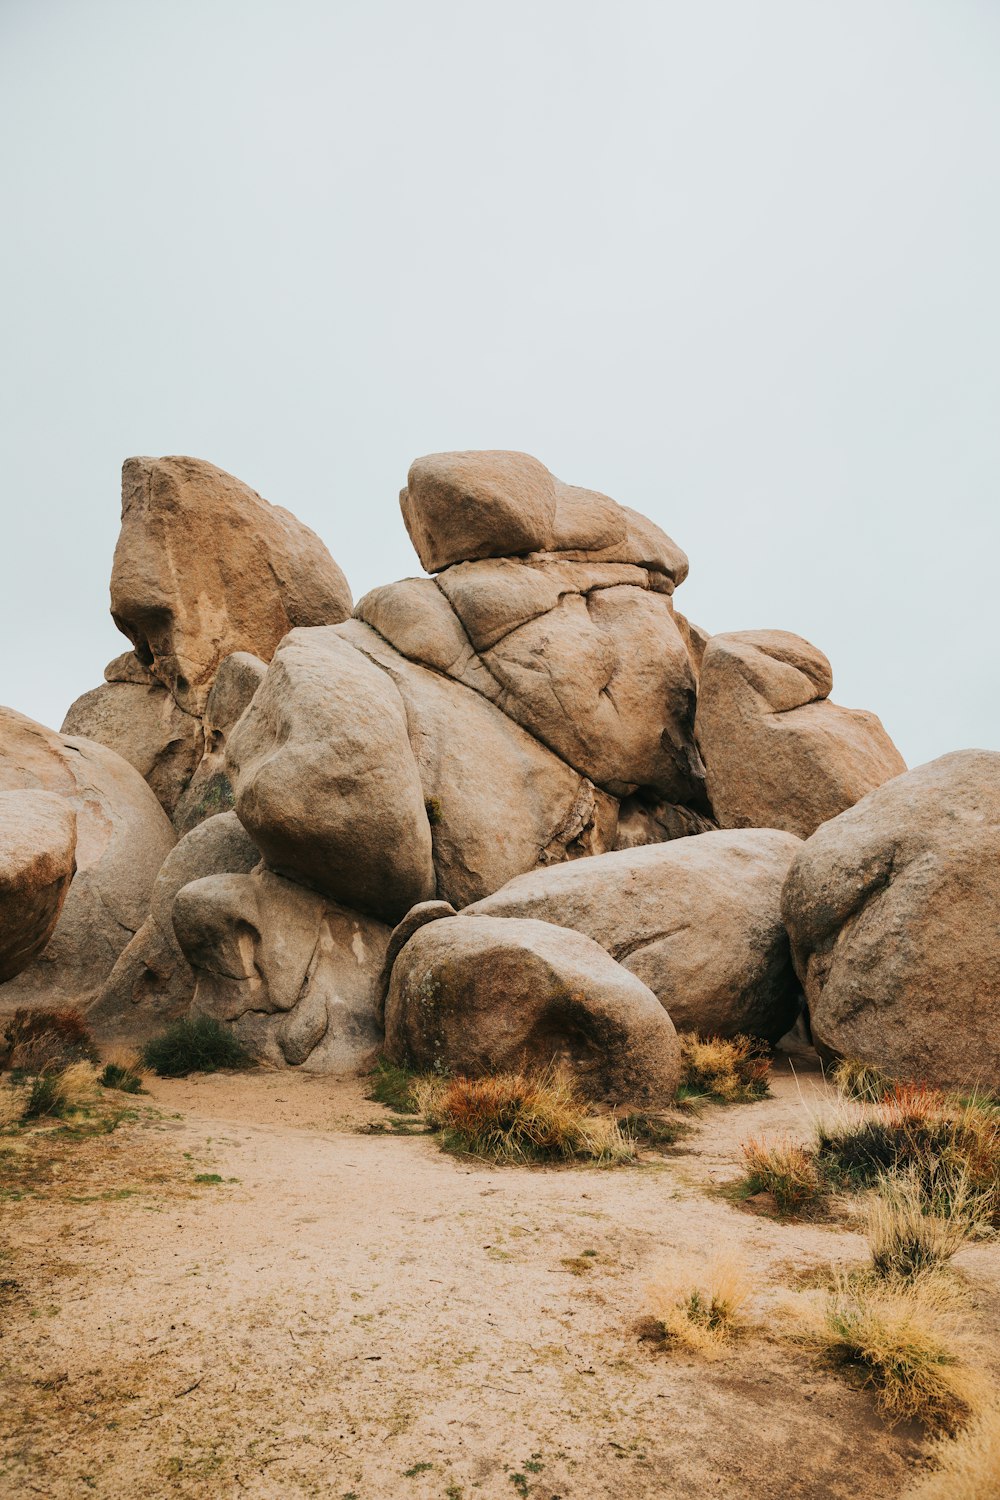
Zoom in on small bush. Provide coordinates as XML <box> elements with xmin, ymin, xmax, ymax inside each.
<box><xmin>741</xmin><ymin>1135</ymin><xmax>822</xmax><ymax>1213</ymax></box>
<box><xmin>98</xmin><ymin>1055</ymin><xmax>146</xmax><ymax>1095</ymax></box>
<box><xmin>418</xmin><ymin>1066</ymin><xmax>635</xmax><ymax>1165</ymax></box>
<box><xmin>141</xmin><ymin>1015</ymin><xmax>251</xmax><ymax>1078</ymax></box>
<box><xmin>367</xmin><ymin>1057</ymin><xmax>421</xmax><ymax>1113</ymax></box>
<box><xmin>800</xmin><ymin>1273</ymin><xmax>982</xmax><ymax>1431</ymax></box>
<box><xmin>905</xmin><ymin>1400</ymin><xmax>1000</xmax><ymax>1498</ymax></box>
<box><xmin>833</xmin><ymin>1058</ymin><xmax>892</xmax><ymax>1104</ymax></box>
<box><xmin>678</xmin><ymin>1033</ymin><xmax>771</xmax><ymax>1104</ymax></box>
<box><xmin>646</xmin><ymin>1254</ymin><xmax>750</xmax><ymax>1353</ymax></box>
<box><xmin>1</xmin><ymin>1008</ymin><xmax>99</xmax><ymax>1074</ymax></box>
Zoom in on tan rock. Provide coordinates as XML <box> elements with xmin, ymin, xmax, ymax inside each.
<box><xmin>782</xmin><ymin>750</ymin><xmax>1000</xmax><ymax>1090</ymax></box>
<box><xmin>0</xmin><ymin>791</ymin><xmax>77</xmax><ymax>982</ymax></box>
<box><xmin>695</xmin><ymin>630</ymin><xmax>906</xmax><ymax>838</ymax></box>
<box><xmin>340</xmin><ymin>620</ymin><xmax>619</xmax><ymax>907</ymax></box>
<box><xmin>226</xmin><ymin>626</ymin><xmax>436</xmax><ymax>923</ymax></box>
<box><xmin>62</xmin><ymin>659</ymin><xmax>203</xmax><ymax>818</ymax></box>
<box><xmin>110</xmin><ymin>455</ymin><xmax>352</xmax><ymax>714</ymax></box>
<box><xmin>88</xmin><ymin>811</ymin><xmax>259</xmax><ymax>1042</ymax></box>
<box><xmin>467</xmin><ymin>829</ymin><xmax>802</xmax><ymax>1040</ymax></box>
<box><xmin>385</xmin><ymin>913</ymin><xmax>680</xmax><ymax>1104</ymax></box>
<box><xmin>0</xmin><ymin>708</ymin><xmax>175</xmax><ymax>1010</ymax></box>
<box><xmin>173</xmin><ymin>866</ymin><xmax>388</xmax><ymax>1071</ymax></box>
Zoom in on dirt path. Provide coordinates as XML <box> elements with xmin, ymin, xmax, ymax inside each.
<box><xmin>3</xmin><ymin>1064</ymin><xmax>997</xmax><ymax>1498</ymax></box>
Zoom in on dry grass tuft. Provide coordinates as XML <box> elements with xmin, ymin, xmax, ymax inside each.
<box><xmin>741</xmin><ymin>1135</ymin><xmax>822</xmax><ymax>1213</ymax></box>
<box><xmin>863</xmin><ymin>1166</ymin><xmax>981</xmax><ymax>1279</ymax></box>
<box><xmin>416</xmin><ymin>1066</ymin><xmax>635</xmax><ymax>1164</ymax></box>
<box><xmin>905</xmin><ymin>1400</ymin><xmax>1000</xmax><ymax>1498</ymax></box>
<box><xmin>678</xmin><ymin>1033</ymin><xmax>771</xmax><ymax>1105</ymax></box>
<box><xmin>792</xmin><ymin>1272</ymin><xmax>984</xmax><ymax>1431</ymax></box>
<box><xmin>646</xmin><ymin>1254</ymin><xmax>750</xmax><ymax>1353</ymax></box>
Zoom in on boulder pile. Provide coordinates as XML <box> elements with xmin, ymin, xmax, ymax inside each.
<box><xmin>2</xmin><ymin>449</ymin><xmax>995</xmax><ymax>1096</ymax></box>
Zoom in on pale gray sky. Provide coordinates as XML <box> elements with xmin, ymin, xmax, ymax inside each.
<box><xmin>2</xmin><ymin>0</ymin><xmax>997</xmax><ymax>767</ymax></box>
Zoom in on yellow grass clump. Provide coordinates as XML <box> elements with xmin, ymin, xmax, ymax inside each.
<box><xmin>791</xmin><ymin>1272</ymin><xmax>985</xmax><ymax>1431</ymax></box>
<box><xmin>678</xmin><ymin>1033</ymin><xmax>771</xmax><ymax>1104</ymax></box>
<box><xmin>415</xmin><ymin>1066</ymin><xmax>635</xmax><ymax>1164</ymax></box>
<box><xmin>741</xmin><ymin>1134</ymin><xmax>822</xmax><ymax>1213</ymax></box>
<box><xmin>645</xmin><ymin>1254</ymin><xmax>750</xmax><ymax>1353</ymax></box>
<box><xmin>862</xmin><ymin>1165</ymin><xmax>981</xmax><ymax>1279</ymax></box>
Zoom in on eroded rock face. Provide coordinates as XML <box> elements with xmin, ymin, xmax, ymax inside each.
<box><xmin>173</xmin><ymin>866</ymin><xmax>388</xmax><ymax>1071</ymax></box>
<box><xmin>88</xmin><ymin>812</ymin><xmax>259</xmax><ymax>1041</ymax></box>
<box><xmin>781</xmin><ymin>751</ymin><xmax>1000</xmax><ymax>1089</ymax></box>
<box><xmin>110</xmin><ymin>455</ymin><xmax>353</xmax><ymax>716</ymax></box>
<box><xmin>695</xmin><ymin>631</ymin><xmax>905</xmax><ymax>839</ymax></box>
<box><xmin>172</xmin><ymin>653</ymin><xmax>267</xmax><ymax>834</ymax></box>
<box><xmin>467</xmin><ymin>829</ymin><xmax>803</xmax><ymax>1040</ymax></box>
<box><xmin>0</xmin><ymin>791</ymin><xmax>77</xmax><ymax>982</ymax></box>
<box><xmin>384</xmin><ymin>913</ymin><xmax>681</xmax><ymax>1105</ymax></box>
<box><xmin>62</xmin><ymin>653</ymin><xmax>203</xmax><ymax>819</ymax></box>
<box><xmin>0</xmin><ymin>708</ymin><xmax>175</xmax><ymax>1010</ymax></box>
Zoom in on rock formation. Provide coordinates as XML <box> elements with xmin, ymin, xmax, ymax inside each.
<box><xmin>5</xmin><ymin>444</ymin><xmax>951</xmax><ymax>1095</ymax></box>
<box><xmin>781</xmin><ymin>750</ymin><xmax>1000</xmax><ymax>1090</ymax></box>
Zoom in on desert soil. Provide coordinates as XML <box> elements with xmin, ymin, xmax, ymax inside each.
<box><xmin>2</xmin><ymin>1060</ymin><xmax>998</xmax><ymax>1499</ymax></box>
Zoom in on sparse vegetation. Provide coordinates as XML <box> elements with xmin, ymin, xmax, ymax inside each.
<box><xmin>646</xmin><ymin>1254</ymin><xmax>750</xmax><ymax>1353</ymax></box>
<box><xmin>677</xmin><ymin>1033</ymin><xmax>771</xmax><ymax>1105</ymax></box>
<box><xmin>367</xmin><ymin>1057</ymin><xmax>422</xmax><ymax>1114</ymax></box>
<box><xmin>794</xmin><ymin>1272</ymin><xmax>983</xmax><ymax>1431</ymax></box>
<box><xmin>740</xmin><ymin>1135</ymin><xmax>822</xmax><ymax>1213</ymax></box>
<box><xmin>141</xmin><ymin>1014</ymin><xmax>251</xmax><ymax>1078</ymax></box>
<box><xmin>415</xmin><ymin>1066</ymin><xmax>635</xmax><ymax>1164</ymax></box>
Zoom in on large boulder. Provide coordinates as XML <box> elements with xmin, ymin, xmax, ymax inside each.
<box><xmin>384</xmin><ymin>913</ymin><xmax>681</xmax><ymax>1105</ymax></box>
<box><xmin>62</xmin><ymin>652</ymin><xmax>204</xmax><ymax>819</ymax></box>
<box><xmin>87</xmin><ymin>812</ymin><xmax>259</xmax><ymax>1042</ymax></box>
<box><xmin>110</xmin><ymin>455</ymin><xmax>352</xmax><ymax>715</ymax></box>
<box><xmin>695</xmin><ymin>631</ymin><xmax>905</xmax><ymax>839</ymax></box>
<box><xmin>467</xmin><ymin>829</ymin><xmax>803</xmax><ymax>1040</ymax></box>
<box><xmin>0</xmin><ymin>791</ymin><xmax>77</xmax><ymax>982</ymax></box>
<box><xmin>227</xmin><ymin>626</ymin><xmax>436</xmax><ymax>922</ymax></box>
<box><xmin>781</xmin><ymin>751</ymin><xmax>1000</xmax><ymax>1089</ymax></box>
<box><xmin>0</xmin><ymin>708</ymin><xmax>175</xmax><ymax>1010</ymax></box>
<box><xmin>173</xmin><ymin>866</ymin><xmax>389</xmax><ymax>1071</ymax></box>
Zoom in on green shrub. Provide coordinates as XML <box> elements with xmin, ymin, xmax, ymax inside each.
<box><xmin>367</xmin><ymin>1057</ymin><xmax>421</xmax><ymax>1113</ymax></box>
<box><xmin>98</xmin><ymin>1062</ymin><xmax>145</xmax><ymax>1095</ymax></box>
<box><xmin>141</xmin><ymin>1015</ymin><xmax>251</xmax><ymax>1078</ymax></box>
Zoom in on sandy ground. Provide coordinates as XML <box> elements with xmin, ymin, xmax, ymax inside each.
<box><xmin>2</xmin><ymin>1061</ymin><xmax>998</xmax><ymax>1499</ymax></box>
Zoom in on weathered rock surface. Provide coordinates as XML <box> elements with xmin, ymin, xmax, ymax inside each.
<box><xmin>467</xmin><ymin>829</ymin><xmax>802</xmax><ymax>1040</ymax></box>
<box><xmin>62</xmin><ymin>653</ymin><xmax>203</xmax><ymax>818</ymax></box>
<box><xmin>227</xmin><ymin>626</ymin><xmax>436</xmax><ymax>922</ymax></box>
<box><xmin>87</xmin><ymin>812</ymin><xmax>259</xmax><ymax>1041</ymax></box>
<box><xmin>781</xmin><ymin>751</ymin><xmax>1000</xmax><ymax>1089</ymax></box>
<box><xmin>172</xmin><ymin>652</ymin><xmax>267</xmax><ymax>833</ymax></box>
<box><xmin>696</xmin><ymin>630</ymin><xmax>905</xmax><ymax>839</ymax></box>
<box><xmin>0</xmin><ymin>791</ymin><xmax>77</xmax><ymax>982</ymax></box>
<box><xmin>384</xmin><ymin>913</ymin><xmax>681</xmax><ymax>1104</ymax></box>
<box><xmin>173</xmin><ymin>866</ymin><xmax>389</xmax><ymax>1071</ymax></box>
<box><xmin>110</xmin><ymin>455</ymin><xmax>352</xmax><ymax>715</ymax></box>
<box><xmin>0</xmin><ymin>708</ymin><xmax>175</xmax><ymax>1010</ymax></box>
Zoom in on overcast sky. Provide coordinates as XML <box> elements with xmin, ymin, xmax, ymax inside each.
<box><xmin>1</xmin><ymin>0</ymin><xmax>997</xmax><ymax>768</ymax></box>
